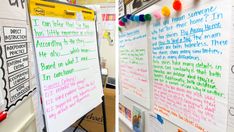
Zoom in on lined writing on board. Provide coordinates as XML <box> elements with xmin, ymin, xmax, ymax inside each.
<box><xmin>119</xmin><ymin>25</ymin><xmax>150</xmax><ymax>108</ymax></box>
<box><xmin>151</xmin><ymin>1</ymin><xmax>230</xmax><ymax>131</ymax></box>
<box><xmin>31</xmin><ymin>16</ymin><xmax>103</xmax><ymax>132</ymax></box>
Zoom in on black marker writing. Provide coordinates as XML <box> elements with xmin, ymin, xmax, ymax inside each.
<box><xmin>8</xmin><ymin>0</ymin><xmax>25</xmax><ymax>9</ymax></box>
<box><xmin>229</xmin><ymin>107</ymin><xmax>234</xmax><ymax>116</ymax></box>
<box><xmin>231</xmin><ymin>65</ymin><xmax>234</xmax><ymax>74</ymax></box>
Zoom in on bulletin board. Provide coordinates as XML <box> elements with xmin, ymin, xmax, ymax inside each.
<box><xmin>119</xmin><ymin>0</ymin><xmax>234</xmax><ymax>131</ymax></box>
<box><xmin>29</xmin><ymin>0</ymin><xmax>104</xmax><ymax>132</ymax></box>
<box><xmin>0</xmin><ymin>0</ymin><xmax>36</xmax><ymax>112</ymax></box>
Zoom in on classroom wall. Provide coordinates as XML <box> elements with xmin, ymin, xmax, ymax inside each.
<box><xmin>100</xmin><ymin>40</ymin><xmax>116</xmax><ymax>78</ymax></box>
<box><xmin>0</xmin><ymin>98</ymin><xmax>36</xmax><ymax>132</ymax></box>
<box><xmin>86</xmin><ymin>4</ymin><xmax>116</xmax><ymax>78</ymax></box>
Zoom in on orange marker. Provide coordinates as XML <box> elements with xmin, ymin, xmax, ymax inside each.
<box><xmin>161</xmin><ymin>6</ymin><xmax>171</xmax><ymax>17</ymax></box>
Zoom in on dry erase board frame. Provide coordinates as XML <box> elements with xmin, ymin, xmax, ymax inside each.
<box><xmin>28</xmin><ymin>0</ymin><xmax>105</xmax><ymax>131</ymax></box>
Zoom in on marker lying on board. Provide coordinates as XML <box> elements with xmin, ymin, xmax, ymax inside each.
<box><xmin>173</xmin><ymin>0</ymin><xmax>182</xmax><ymax>12</ymax></box>
<box><xmin>156</xmin><ymin>114</ymin><xmax>164</xmax><ymax>124</ymax></box>
<box><xmin>161</xmin><ymin>6</ymin><xmax>171</xmax><ymax>17</ymax></box>
<box><xmin>0</xmin><ymin>111</ymin><xmax>7</xmax><ymax>122</ymax></box>
<box><xmin>178</xmin><ymin>128</ymin><xmax>183</xmax><ymax>132</ymax></box>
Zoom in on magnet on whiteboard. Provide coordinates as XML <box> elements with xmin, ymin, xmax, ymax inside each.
<box><xmin>173</xmin><ymin>0</ymin><xmax>182</xmax><ymax>12</ymax></box>
<box><xmin>144</xmin><ymin>14</ymin><xmax>152</xmax><ymax>21</ymax></box>
<box><xmin>126</xmin><ymin>14</ymin><xmax>132</xmax><ymax>19</ymax></box>
<box><xmin>121</xmin><ymin>17</ymin><xmax>128</xmax><ymax>23</ymax></box>
<box><xmin>130</xmin><ymin>15</ymin><xmax>135</xmax><ymax>21</ymax></box>
<box><xmin>118</xmin><ymin>27</ymin><xmax>122</xmax><ymax>32</ymax></box>
<box><xmin>139</xmin><ymin>15</ymin><xmax>145</xmax><ymax>22</ymax></box>
<box><xmin>153</xmin><ymin>10</ymin><xmax>161</xmax><ymax>19</ymax></box>
<box><xmin>161</xmin><ymin>6</ymin><xmax>171</xmax><ymax>17</ymax></box>
<box><xmin>119</xmin><ymin>20</ymin><xmax>125</xmax><ymax>26</ymax></box>
<box><xmin>133</xmin><ymin>15</ymin><xmax>140</xmax><ymax>22</ymax></box>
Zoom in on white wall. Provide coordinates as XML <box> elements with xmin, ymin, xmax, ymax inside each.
<box><xmin>86</xmin><ymin>4</ymin><xmax>116</xmax><ymax>78</ymax></box>
<box><xmin>100</xmin><ymin>41</ymin><xmax>116</xmax><ymax>78</ymax></box>
<box><xmin>0</xmin><ymin>98</ymin><xmax>36</xmax><ymax>132</ymax></box>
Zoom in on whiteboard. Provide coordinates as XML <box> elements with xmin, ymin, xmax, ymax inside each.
<box><xmin>119</xmin><ymin>24</ymin><xmax>151</xmax><ymax>109</ymax></box>
<box><xmin>119</xmin><ymin>0</ymin><xmax>234</xmax><ymax>132</ymax></box>
<box><xmin>30</xmin><ymin>16</ymin><xmax>103</xmax><ymax>132</ymax></box>
<box><xmin>150</xmin><ymin>0</ymin><xmax>232</xmax><ymax>131</ymax></box>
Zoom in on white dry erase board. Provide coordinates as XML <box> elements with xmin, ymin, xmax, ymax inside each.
<box><xmin>119</xmin><ymin>0</ymin><xmax>234</xmax><ymax>132</ymax></box>
<box><xmin>150</xmin><ymin>0</ymin><xmax>232</xmax><ymax>131</ymax></box>
<box><xmin>119</xmin><ymin>24</ymin><xmax>151</xmax><ymax>109</ymax></box>
<box><xmin>29</xmin><ymin>1</ymin><xmax>104</xmax><ymax>132</ymax></box>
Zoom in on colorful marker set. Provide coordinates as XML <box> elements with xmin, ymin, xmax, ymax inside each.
<box><xmin>119</xmin><ymin>0</ymin><xmax>184</xmax><ymax>27</ymax></box>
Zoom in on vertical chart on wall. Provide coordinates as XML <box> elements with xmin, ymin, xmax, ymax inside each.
<box><xmin>150</xmin><ymin>1</ymin><xmax>232</xmax><ymax>131</ymax></box>
<box><xmin>119</xmin><ymin>25</ymin><xmax>150</xmax><ymax>108</ymax></box>
<box><xmin>30</xmin><ymin>1</ymin><xmax>104</xmax><ymax>131</ymax></box>
<box><xmin>0</xmin><ymin>0</ymin><xmax>36</xmax><ymax>111</ymax></box>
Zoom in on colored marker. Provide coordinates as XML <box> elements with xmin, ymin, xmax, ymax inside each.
<box><xmin>0</xmin><ymin>112</ymin><xmax>7</xmax><ymax>122</ymax></box>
